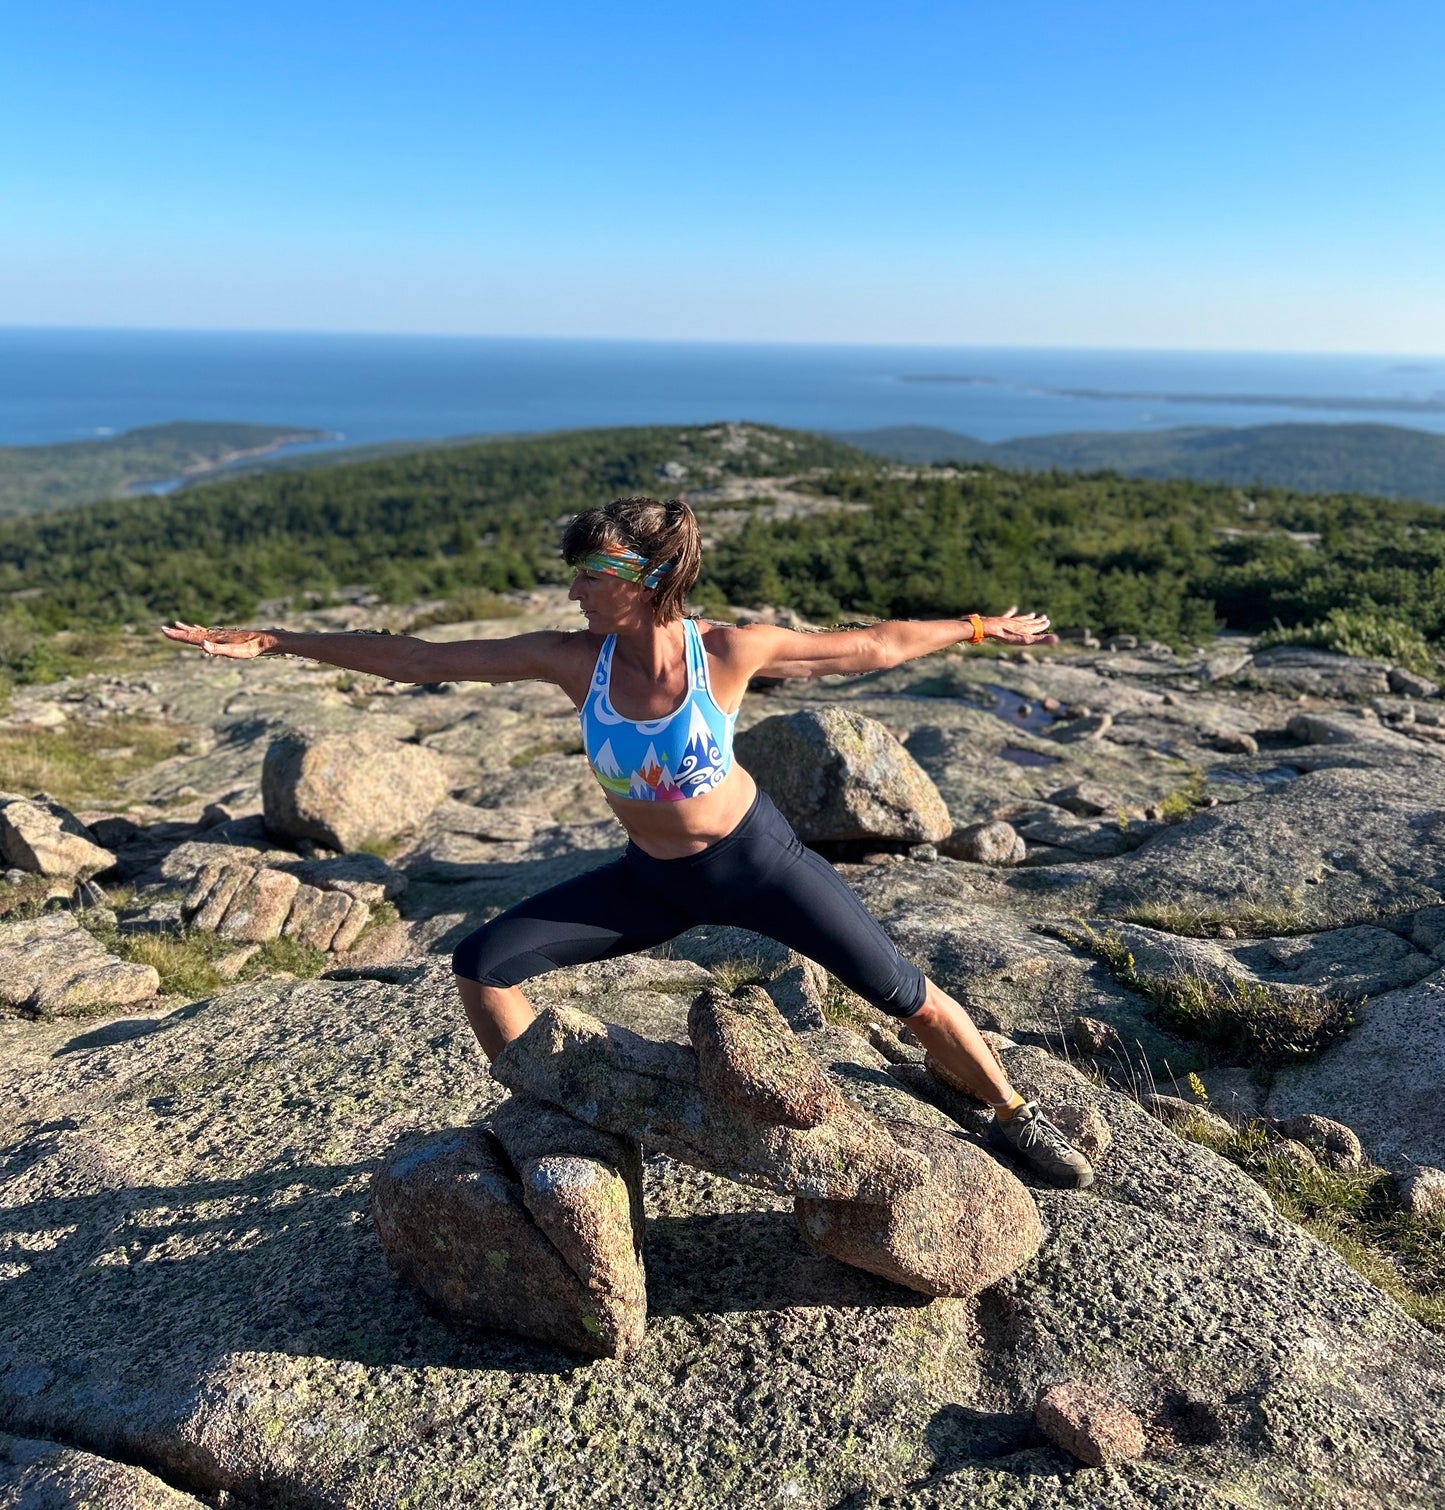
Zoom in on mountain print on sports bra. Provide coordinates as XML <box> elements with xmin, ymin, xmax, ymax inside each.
<box><xmin>579</xmin><ymin>619</ymin><xmax>737</xmax><ymax>801</ymax></box>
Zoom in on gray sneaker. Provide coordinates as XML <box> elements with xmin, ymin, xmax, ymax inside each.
<box><xmin>992</xmin><ymin>1102</ymin><xmax>1095</xmax><ymax>1189</ymax></box>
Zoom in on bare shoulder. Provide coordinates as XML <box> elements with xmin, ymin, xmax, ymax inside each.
<box><xmin>697</xmin><ymin>619</ymin><xmax>811</xmax><ymax>676</ymax></box>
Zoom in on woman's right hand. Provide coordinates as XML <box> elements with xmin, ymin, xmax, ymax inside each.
<box><xmin>161</xmin><ymin>622</ymin><xmax>279</xmax><ymax>659</ymax></box>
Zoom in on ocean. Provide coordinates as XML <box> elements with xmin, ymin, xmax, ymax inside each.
<box><xmin>2</xmin><ymin>327</ymin><xmax>1443</xmax><ymax>453</ymax></box>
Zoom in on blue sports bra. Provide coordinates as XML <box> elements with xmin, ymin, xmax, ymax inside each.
<box><xmin>580</xmin><ymin>618</ymin><xmax>736</xmax><ymax>801</ymax></box>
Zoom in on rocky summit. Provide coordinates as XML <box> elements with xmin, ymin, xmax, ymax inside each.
<box><xmin>2</xmin><ymin>591</ymin><xmax>1445</xmax><ymax>1507</ymax></box>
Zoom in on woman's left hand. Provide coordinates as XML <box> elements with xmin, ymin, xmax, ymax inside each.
<box><xmin>983</xmin><ymin>606</ymin><xmax>1058</xmax><ymax>645</ymax></box>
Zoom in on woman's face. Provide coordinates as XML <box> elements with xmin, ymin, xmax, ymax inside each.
<box><xmin>568</xmin><ymin>565</ymin><xmax>652</xmax><ymax>632</ymax></box>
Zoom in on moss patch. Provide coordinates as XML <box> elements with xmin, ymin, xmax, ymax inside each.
<box><xmin>507</xmin><ymin>737</ymin><xmax>585</xmax><ymax>770</ymax></box>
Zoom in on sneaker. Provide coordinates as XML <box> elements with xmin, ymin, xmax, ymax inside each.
<box><xmin>991</xmin><ymin>1102</ymin><xmax>1095</xmax><ymax>1189</ymax></box>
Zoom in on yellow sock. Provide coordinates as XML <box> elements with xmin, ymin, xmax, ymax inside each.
<box><xmin>990</xmin><ymin>1092</ymin><xmax>1027</xmax><ymax>1121</ymax></box>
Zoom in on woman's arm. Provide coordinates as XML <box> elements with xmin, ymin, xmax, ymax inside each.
<box><xmin>160</xmin><ymin>622</ymin><xmax>574</xmax><ymax>685</ymax></box>
<box><xmin>720</xmin><ymin>609</ymin><xmax>1054</xmax><ymax>680</ymax></box>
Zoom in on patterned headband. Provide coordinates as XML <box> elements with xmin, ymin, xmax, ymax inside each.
<box><xmin>580</xmin><ymin>547</ymin><xmax>674</xmax><ymax>589</ymax></box>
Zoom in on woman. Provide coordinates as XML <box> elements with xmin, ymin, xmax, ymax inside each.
<box><xmin>164</xmin><ymin>495</ymin><xmax>1092</xmax><ymax>1187</ymax></box>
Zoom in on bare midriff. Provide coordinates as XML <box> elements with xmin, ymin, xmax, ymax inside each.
<box><xmin>602</xmin><ymin>766</ymin><xmax>759</xmax><ymax>860</ymax></box>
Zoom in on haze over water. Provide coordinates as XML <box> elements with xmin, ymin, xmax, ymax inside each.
<box><xmin>3</xmin><ymin>327</ymin><xmax>1443</xmax><ymax>453</ymax></box>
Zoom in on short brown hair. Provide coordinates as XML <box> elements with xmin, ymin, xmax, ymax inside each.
<box><xmin>561</xmin><ymin>496</ymin><xmax>702</xmax><ymax>624</ymax></box>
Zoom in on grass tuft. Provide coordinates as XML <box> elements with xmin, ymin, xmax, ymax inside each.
<box><xmin>1156</xmin><ymin>767</ymin><xmax>1209</xmax><ymax>823</ymax></box>
<box><xmin>244</xmin><ymin>935</ymin><xmax>330</xmax><ymax>980</ymax></box>
<box><xmin>1065</xmin><ymin>920</ymin><xmax>1354</xmax><ymax>1066</ymax></box>
<box><xmin>1118</xmin><ymin>899</ymin><xmax>1306</xmax><ymax>938</ymax></box>
<box><xmin>0</xmin><ymin>718</ymin><xmax>189</xmax><ymax>809</ymax></box>
<box><xmin>1179</xmin><ymin>1120</ymin><xmax>1445</xmax><ymax>1330</ymax></box>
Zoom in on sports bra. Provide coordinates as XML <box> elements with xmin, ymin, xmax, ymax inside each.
<box><xmin>579</xmin><ymin>618</ymin><xmax>737</xmax><ymax>801</ymax></box>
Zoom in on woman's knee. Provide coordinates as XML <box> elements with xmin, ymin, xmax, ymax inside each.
<box><xmin>877</xmin><ymin>961</ymin><xmax>928</xmax><ymax>1020</ymax></box>
<box><xmin>451</xmin><ymin>920</ymin><xmax>527</xmax><ymax>988</ymax></box>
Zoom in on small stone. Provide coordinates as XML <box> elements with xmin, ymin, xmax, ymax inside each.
<box><xmin>0</xmin><ymin>912</ymin><xmax>158</xmax><ymax>1016</ymax></box>
<box><xmin>1035</xmin><ymin>1381</ymin><xmax>1146</xmax><ymax>1467</ymax></box>
<box><xmin>689</xmin><ymin>986</ymin><xmax>842</xmax><ymax>1129</ymax></box>
<box><xmin>762</xmin><ymin>957</ymin><xmax>828</xmax><ymax>1032</ymax></box>
<box><xmin>1041</xmin><ymin>697</ymin><xmax>1063</xmax><ymax>714</ymax></box>
<box><xmin>1072</xmin><ymin>1015</ymin><xmax>1123</xmax><ymax>1056</ymax></box>
<box><xmin>1388</xmin><ymin>667</ymin><xmax>1439</xmax><ymax>699</ymax></box>
<box><xmin>1398</xmin><ymin>1165</ymin><xmax>1445</xmax><ymax>1219</ymax></box>
<box><xmin>1143</xmin><ymin>1094</ymin><xmax>1234</xmax><ymax>1141</ymax></box>
<box><xmin>328</xmin><ymin>895</ymin><xmax>372</xmax><ymax>953</ymax></box>
<box><xmin>1161</xmin><ymin>692</ymin><xmax>1180</xmax><ymax>707</ymax></box>
<box><xmin>371</xmin><ymin>1126</ymin><xmax>641</xmax><ymax>1358</ymax></box>
<box><xmin>282</xmin><ymin>884</ymin><xmax>355</xmax><ymax>951</ymax></box>
<box><xmin>188</xmin><ymin>864</ymin><xmax>255</xmax><ymax>933</ymax></box>
<box><xmin>1048</xmin><ymin>781</ymin><xmax>1119</xmax><ymax>818</ymax></box>
<box><xmin>908</xmin><ymin>843</ymin><xmax>938</xmax><ymax>863</ymax></box>
<box><xmin>794</xmin><ymin>1119</ymin><xmax>1044</xmax><ymax>1298</ymax></box>
<box><xmin>1277</xmin><ymin>1113</ymin><xmax>1363</xmax><ymax>1171</ymax></box>
<box><xmin>1269</xmin><ymin>1137</ymin><xmax>1320</xmax><ymax>1172</ymax></box>
<box><xmin>213</xmin><ymin>945</ymin><xmax>261</xmax><ymax>980</ymax></box>
<box><xmin>1047</xmin><ymin>1104</ymin><xmax>1111</xmax><ymax>1163</ymax></box>
<box><xmin>1054</xmin><ymin>712</ymin><xmax>1113</xmax><ymax>743</ymax></box>
<box><xmin>940</xmin><ymin>820</ymin><xmax>1025</xmax><ymax>867</ymax></box>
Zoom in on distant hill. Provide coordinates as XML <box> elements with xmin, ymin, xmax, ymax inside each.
<box><xmin>833</xmin><ymin>422</ymin><xmax>1445</xmax><ymax>504</ymax></box>
<box><xmin>0</xmin><ymin>422</ymin><xmax>862</xmax><ymax>634</ymax></box>
<box><xmin>0</xmin><ymin>421</ymin><xmax>328</xmax><ymax>516</ymax></box>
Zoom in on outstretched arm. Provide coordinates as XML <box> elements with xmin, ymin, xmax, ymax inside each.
<box><xmin>724</xmin><ymin>608</ymin><xmax>1055</xmax><ymax>680</ymax></box>
<box><xmin>160</xmin><ymin>622</ymin><xmax>573</xmax><ymax>685</ymax></box>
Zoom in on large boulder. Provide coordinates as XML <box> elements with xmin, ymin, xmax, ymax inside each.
<box><xmin>735</xmin><ymin>708</ymin><xmax>951</xmax><ymax>844</ymax></box>
<box><xmin>1076</xmin><ymin>760</ymin><xmax>1445</xmax><ymax>933</ymax></box>
<box><xmin>262</xmin><ymin>728</ymin><xmax>449</xmax><ymax>852</ymax></box>
<box><xmin>370</xmin><ymin>1109</ymin><xmax>646</xmax><ymax>1359</ymax></box>
<box><xmin>0</xmin><ymin>912</ymin><xmax>158</xmax><ymax>1017</ymax></box>
<box><xmin>0</xmin><ymin>793</ymin><xmax>114</xmax><ymax>879</ymax></box>
<box><xmin>1240</xmin><ymin>646</ymin><xmax>1392</xmax><ymax>698</ymax></box>
<box><xmin>0</xmin><ymin>1431</ymin><xmax>207</xmax><ymax>1508</ymax></box>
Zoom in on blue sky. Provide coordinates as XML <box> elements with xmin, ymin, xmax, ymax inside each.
<box><xmin>4</xmin><ymin>1</ymin><xmax>1442</xmax><ymax>350</ymax></box>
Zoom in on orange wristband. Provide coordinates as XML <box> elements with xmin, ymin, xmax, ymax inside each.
<box><xmin>968</xmin><ymin>613</ymin><xmax>986</xmax><ymax>645</ymax></box>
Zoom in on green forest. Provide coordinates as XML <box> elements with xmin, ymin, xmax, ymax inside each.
<box><xmin>0</xmin><ymin>421</ymin><xmax>326</xmax><ymax>516</ymax></box>
<box><xmin>836</xmin><ymin>421</ymin><xmax>1445</xmax><ymax>504</ymax></box>
<box><xmin>703</xmin><ymin>464</ymin><xmax>1445</xmax><ymax>668</ymax></box>
<box><xmin>2</xmin><ymin>421</ymin><xmax>1442</xmax><ymax>684</ymax></box>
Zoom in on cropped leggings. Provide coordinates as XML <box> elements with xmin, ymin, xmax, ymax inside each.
<box><xmin>451</xmin><ymin>787</ymin><xmax>928</xmax><ymax>1019</ymax></box>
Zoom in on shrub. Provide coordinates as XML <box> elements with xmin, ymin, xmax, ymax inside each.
<box><xmin>1257</xmin><ymin>605</ymin><xmax>1437</xmax><ymax>674</ymax></box>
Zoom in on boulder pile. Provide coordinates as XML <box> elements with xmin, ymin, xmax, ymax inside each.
<box><xmin>372</xmin><ymin>986</ymin><xmax>1043</xmax><ymax>1355</ymax></box>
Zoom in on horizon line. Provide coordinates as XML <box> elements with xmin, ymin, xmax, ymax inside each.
<box><xmin>1</xmin><ymin>323</ymin><xmax>1441</xmax><ymax>363</ymax></box>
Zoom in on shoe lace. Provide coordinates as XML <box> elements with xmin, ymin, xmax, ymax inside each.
<box><xmin>1012</xmin><ymin>1103</ymin><xmax>1076</xmax><ymax>1159</ymax></box>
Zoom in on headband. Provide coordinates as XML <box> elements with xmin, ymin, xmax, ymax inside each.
<box><xmin>579</xmin><ymin>547</ymin><xmax>674</xmax><ymax>589</ymax></box>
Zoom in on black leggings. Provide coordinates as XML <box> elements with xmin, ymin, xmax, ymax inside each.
<box><xmin>451</xmin><ymin>787</ymin><xmax>928</xmax><ymax>1018</ymax></box>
